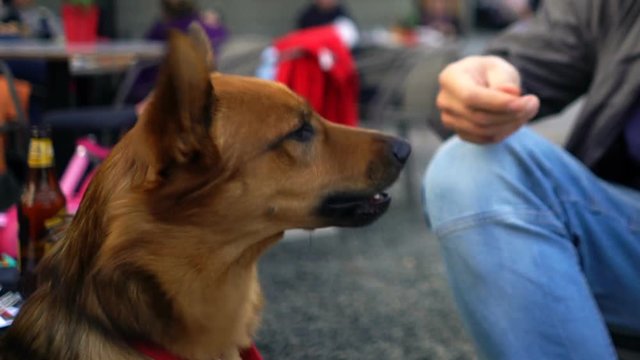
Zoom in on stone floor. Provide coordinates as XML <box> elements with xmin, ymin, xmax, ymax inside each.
<box><xmin>253</xmin><ymin>104</ymin><xmax>589</xmax><ymax>359</ymax></box>
<box><xmin>254</xmin><ymin>125</ymin><xmax>477</xmax><ymax>360</ymax></box>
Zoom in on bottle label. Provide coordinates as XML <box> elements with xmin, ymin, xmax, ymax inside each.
<box><xmin>43</xmin><ymin>208</ymin><xmax>69</xmax><ymax>255</ymax></box>
<box><xmin>28</xmin><ymin>139</ymin><xmax>54</xmax><ymax>168</ymax></box>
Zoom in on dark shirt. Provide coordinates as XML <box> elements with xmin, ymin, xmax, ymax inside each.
<box><xmin>146</xmin><ymin>14</ymin><xmax>228</xmax><ymax>55</ymax></box>
<box><xmin>486</xmin><ymin>0</ymin><xmax>640</xmax><ymax>189</ymax></box>
<box><xmin>297</xmin><ymin>4</ymin><xmax>351</xmax><ymax>29</ymax></box>
<box><xmin>128</xmin><ymin>13</ymin><xmax>228</xmax><ymax>103</ymax></box>
<box><xmin>626</xmin><ymin>108</ymin><xmax>640</xmax><ymax>165</ymax></box>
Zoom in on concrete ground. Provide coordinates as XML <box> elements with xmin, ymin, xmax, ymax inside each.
<box><xmin>254</xmin><ymin>125</ymin><xmax>474</xmax><ymax>360</ymax></box>
<box><xmin>253</xmin><ymin>102</ymin><xmax>588</xmax><ymax>359</ymax></box>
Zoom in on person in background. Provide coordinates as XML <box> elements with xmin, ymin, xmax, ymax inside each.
<box><xmin>423</xmin><ymin>0</ymin><xmax>639</xmax><ymax>359</ymax></box>
<box><xmin>146</xmin><ymin>0</ymin><xmax>227</xmax><ymax>55</ymax></box>
<box><xmin>406</xmin><ymin>0</ymin><xmax>461</xmax><ymax>37</ymax></box>
<box><xmin>475</xmin><ymin>0</ymin><xmax>539</xmax><ymax>30</ymax></box>
<box><xmin>296</xmin><ymin>0</ymin><xmax>353</xmax><ymax>30</ymax></box>
<box><xmin>0</xmin><ymin>0</ymin><xmax>62</xmax><ymax>40</ymax></box>
<box><xmin>130</xmin><ymin>0</ymin><xmax>228</xmax><ymax>103</ymax></box>
<box><xmin>0</xmin><ymin>0</ymin><xmax>62</xmax><ymax>126</ymax></box>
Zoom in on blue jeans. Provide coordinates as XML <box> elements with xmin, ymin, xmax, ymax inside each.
<box><xmin>422</xmin><ymin>128</ymin><xmax>640</xmax><ymax>360</ymax></box>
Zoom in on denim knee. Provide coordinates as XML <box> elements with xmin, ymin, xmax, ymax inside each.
<box><xmin>421</xmin><ymin>128</ymin><xmax>553</xmax><ymax>232</ymax></box>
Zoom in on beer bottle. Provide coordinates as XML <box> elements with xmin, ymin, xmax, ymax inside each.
<box><xmin>18</xmin><ymin>126</ymin><xmax>66</xmax><ymax>297</ymax></box>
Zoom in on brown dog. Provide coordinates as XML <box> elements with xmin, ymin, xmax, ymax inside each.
<box><xmin>0</xmin><ymin>26</ymin><xmax>410</xmax><ymax>360</ymax></box>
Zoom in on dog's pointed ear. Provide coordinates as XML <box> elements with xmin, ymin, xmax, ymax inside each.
<box><xmin>142</xmin><ymin>29</ymin><xmax>219</xmax><ymax>185</ymax></box>
<box><xmin>188</xmin><ymin>22</ymin><xmax>216</xmax><ymax>71</ymax></box>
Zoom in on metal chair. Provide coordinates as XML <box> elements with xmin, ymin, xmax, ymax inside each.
<box><xmin>358</xmin><ymin>45</ymin><xmax>459</xmax><ymax>202</ymax></box>
<box><xmin>217</xmin><ymin>35</ymin><xmax>272</xmax><ymax>76</ymax></box>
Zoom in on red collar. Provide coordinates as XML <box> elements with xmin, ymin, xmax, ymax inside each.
<box><xmin>134</xmin><ymin>342</ymin><xmax>263</xmax><ymax>360</ymax></box>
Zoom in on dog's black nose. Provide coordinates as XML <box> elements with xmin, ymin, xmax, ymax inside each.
<box><xmin>391</xmin><ymin>139</ymin><xmax>412</xmax><ymax>164</ymax></box>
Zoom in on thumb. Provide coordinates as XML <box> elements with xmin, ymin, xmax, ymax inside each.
<box><xmin>495</xmin><ymin>84</ymin><xmax>521</xmax><ymax>96</ymax></box>
<box><xmin>485</xmin><ymin>57</ymin><xmax>522</xmax><ymax>94</ymax></box>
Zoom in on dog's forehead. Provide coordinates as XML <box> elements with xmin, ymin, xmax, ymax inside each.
<box><xmin>212</xmin><ymin>74</ymin><xmax>302</xmax><ymax>112</ymax></box>
<box><xmin>211</xmin><ymin>74</ymin><xmax>308</xmax><ymax>150</ymax></box>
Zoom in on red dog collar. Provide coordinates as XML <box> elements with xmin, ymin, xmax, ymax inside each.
<box><xmin>134</xmin><ymin>342</ymin><xmax>263</xmax><ymax>360</ymax></box>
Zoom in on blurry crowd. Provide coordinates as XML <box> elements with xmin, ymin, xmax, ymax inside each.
<box><xmin>0</xmin><ymin>0</ymin><xmax>544</xmax><ymax>115</ymax></box>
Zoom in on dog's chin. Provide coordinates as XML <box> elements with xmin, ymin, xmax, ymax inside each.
<box><xmin>316</xmin><ymin>191</ymin><xmax>392</xmax><ymax>227</ymax></box>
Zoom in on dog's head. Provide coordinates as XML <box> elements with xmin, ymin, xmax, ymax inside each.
<box><xmin>21</xmin><ymin>26</ymin><xmax>411</xmax><ymax>358</ymax></box>
<box><xmin>106</xmin><ymin>27</ymin><xmax>410</xmax><ymax>244</ymax></box>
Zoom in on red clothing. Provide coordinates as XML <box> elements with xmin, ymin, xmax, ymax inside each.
<box><xmin>134</xmin><ymin>342</ymin><xmax>263</xmax><ymax>360</ymax></box>
<box><xmin>274</xmin><ymin>26</ymin><xmax>359</xmax><ymax>127</ymax></box>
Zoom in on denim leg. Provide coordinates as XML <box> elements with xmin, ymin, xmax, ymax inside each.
<box><xmin>422</xmin><ymin>127</ymin><xmax>640</xmax><ymax>360</ymax></box>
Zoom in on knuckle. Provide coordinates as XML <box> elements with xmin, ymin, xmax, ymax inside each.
<box><xmin>437</xmin><ymin>70</ymin><xmax>449</xmax><ymax>87</ymax></box>
<box><xmin>441</xmin><ymin>113</ymin><xmax>454</xmax><ymax>126</ymax></box>
<box><xmin>470</xmin><ymin>111</ymin><xmax>490</xmax><ymax>126</ymax></box>
<box><xmin>459</xmin><ymin>89</ymin><xmax>474</xmax><ymax>104</ymax></box>
<box><xmin>436</xmin><ymin>93</ymin><xmax>447</xmax><ymax>110</ymax></box>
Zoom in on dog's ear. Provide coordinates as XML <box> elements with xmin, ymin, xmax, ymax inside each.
<box><xmin>188</xmin><ymin>22</ymin><xmax>216</xmax><ymax>71</ymax></box>
<box><xmin>142</xmin><ymin>29</ymin><xmax>220</xmax><ymax>186</ymax></box>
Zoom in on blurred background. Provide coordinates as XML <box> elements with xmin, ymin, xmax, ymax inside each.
<box><xmin>0</xmin><ymin>0</ymin><xmax>564</xmax><ymax>359</ymax></box>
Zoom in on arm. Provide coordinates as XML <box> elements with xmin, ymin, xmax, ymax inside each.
<box><xmin>435</xmin><ymin>0</ymin><xmax>599</xmax><ymax>144</ymax></box>
<box><xmin>486</xmin><ymin>0</ymin><xmax>597</xmax><ymax>118</ymax></box>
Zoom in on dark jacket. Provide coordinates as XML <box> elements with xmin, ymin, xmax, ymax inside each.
<box><xmin>486</xmin><ymin>0</ymin><xmax>640</xmax><ymax>188</ymax></box>
<box><xmin>297</xmin><ymin>4</ymin><xmax>351</xmax><ymax>30</ymax></box>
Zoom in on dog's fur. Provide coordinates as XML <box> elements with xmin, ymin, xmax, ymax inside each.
<box><xmin>0</xmin><ymin>27</ymin><xmax>409</xmax><ymax>360</ymax></box>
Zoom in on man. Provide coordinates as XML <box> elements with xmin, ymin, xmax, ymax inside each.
<box><xmin>422</xmin><ymin>0</ymin><xmax>640</xmax><ymax>359</ymax></box>
<box><xmin>296</xmin><ymin>0</ymin><xmax>353</xmax><ymax>30</ymax></box>
<box><xmin>1</xmin><ymin>0</ymin><xmax>62</xmax><ymax>40</ymax></box>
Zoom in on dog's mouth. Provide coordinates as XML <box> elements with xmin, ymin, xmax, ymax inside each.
<box><xmin>317</xmin><ymin>191</ymin><xmax>392</xmax><ymax>227</ymax></box>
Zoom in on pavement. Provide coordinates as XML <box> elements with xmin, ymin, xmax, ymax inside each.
<box><xmin>254</xmin><ymin>125</ymin><xmax>476</xmax><ymax>360</ymax></box>
<box><xmin>253</xmin><ymin>101</ymin><xmax>587</xmax><ymax>359</ymax></box>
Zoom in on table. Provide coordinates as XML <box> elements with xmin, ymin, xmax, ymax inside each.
<box><xmin>0</xmin><ymin>40</ymin><xmax>165</xmax><ymax>75</ymax></box>
<box><xmin>0</xmin><ymin>40</ymin><xmax>165</xmax><ymax>110</ymax></box>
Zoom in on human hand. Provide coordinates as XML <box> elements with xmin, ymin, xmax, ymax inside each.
<box><xmin>436</xmin><ymin>55</ymin><xmax>540</xmax><ymax>144</ymax></box>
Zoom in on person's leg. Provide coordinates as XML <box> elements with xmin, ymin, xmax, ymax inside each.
<box><xmin>422</xmin><ymin>127</ymin><xmax>640</xmax><ymax>360</ymax></box>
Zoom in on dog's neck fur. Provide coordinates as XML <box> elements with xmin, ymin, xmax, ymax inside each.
<box><xmin>3</xmin><ymin>142</ymin><xmax>281</xmax><ymax>360</ymax></box>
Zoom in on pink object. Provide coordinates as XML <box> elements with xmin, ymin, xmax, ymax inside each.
<box><xmin>0</xmin><ymin>138</ymin><xmax>111</xmax><ymax>257</ymax></box>
<box><xmin>60</xmin><ymin>138</ymin><xmax>111</xmax><ymax>214</ymax></box>
<box><xmin>60</xmin><ymin>143</ymin><xmax>91</xmax><ymax>200</ymax></box>
<box><xmin>0</xmin><ymin>206</ymin><xmax>19</xmax><ymax>259</ymax></box>
<box><xmin>0</xmin><ymin>138</ymin><xmax>110</xmax><ymax>259</ymax></box>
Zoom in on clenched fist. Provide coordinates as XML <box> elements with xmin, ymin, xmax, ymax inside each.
<box><xmin>436</xmin><ymin>55</ymin><xmax>540</xmax><ymax>144</ymax></box>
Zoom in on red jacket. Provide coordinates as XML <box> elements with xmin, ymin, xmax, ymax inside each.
<box><xmin>274</xmin><ymin>26</ymin><xmax>359</xmax><ymax>127</ymax></box>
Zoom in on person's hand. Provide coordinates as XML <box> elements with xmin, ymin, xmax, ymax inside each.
<box><xmin>436</xmin><ymin>55</ymin><xmax>540</xmax><ymax>144</ymax></box>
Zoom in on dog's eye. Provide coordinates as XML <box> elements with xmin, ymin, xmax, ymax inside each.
<box><xmin>287</xmin><ymin>122</ymin><xmax>315</xmax><ymax>143</ymax></box>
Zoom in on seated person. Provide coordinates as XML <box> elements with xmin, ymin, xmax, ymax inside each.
<box><xmin>405</xmin><ymin>0</ymin><xmax>461</xmax><ymax>37</ymax></box>
<box><xmin>475</xmin><ymin>0</ymin><xmax>538</xmax><ymax>30</ymax></box>
<box><xmin>423</xmin><ymin>0</ymin><xmax>640</xmax><ymax>359</ymax></box>
<box><xmin>0</xmin><ymin>0</ymin><xmax>61</xmax><ymax>125</ymax></box>
<box><xmin>296</xmin><ymin>0</ymin><xmax>353</xmax><ymax>30</ymax></box>
<box><xmin>146</xmin><ymin>0</ymin><xmax>227</xmax><ymax>54</ymax></box>
<box><xmin>130</xmin><ymin>0</ymin><xmax>228</xmax><ymax>103</ymax></box>
<box><xmin>0</xmin><ymin>0</ymin><xmax>62</xmax><ymax>40</ymax></box>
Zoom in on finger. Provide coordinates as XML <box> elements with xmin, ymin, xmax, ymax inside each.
<box><xmin>484</xmin><ymin>56</ymin><xmax>522</xmax><ymax>91</ymax></box>
<box><xmin>444</xmin><ymin>77</ymin><xmax>523</xmax><ymax>113</ymax></box>
<box><xmin>495</xmin><ymin>84</ymin><xmax>521</xmax><ymax>96</ymax></box>
<box><xmin>491</xmin><ymin>120</ymin><xmax>529</xmax><ymax>143</ymax></box>
<box><xmin>438</xmin><ymin>92</ymin><xmax>538</xmax><ymax>127</ymax></box>
<box><xmin>442</xmin><ymin>111</ymin><xmax>494</xmax><ymax>144</ymax></box>
<box><xmin>442</xmin><ymin>111</ymin><xmax>529</xmax><ymax>142</ymax></box>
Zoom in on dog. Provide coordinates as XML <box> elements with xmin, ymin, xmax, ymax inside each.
<box><xmin>0</xmin><ymin>25</ymin><xmax>411</xmax><ymax>360</ymax></box>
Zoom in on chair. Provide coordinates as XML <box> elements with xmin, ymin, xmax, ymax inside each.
<box><xmin>43</xmin><ymin>59</ymin><xmax>159</xmax><ymax>137</ymax></box>
<box><xmin>42</xmin><ymin>60</ymin><xmax>159</xmax><ymax>174</ymax></box>
<box><xmin>217</xmin><ymin>35</ymin><xmax>272</xmax><ymax>76</ymax></box>
<box><xmin>358</xmin><ymin>45</ymin><xmax>458</xmax><ymax>202</ymax></box>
